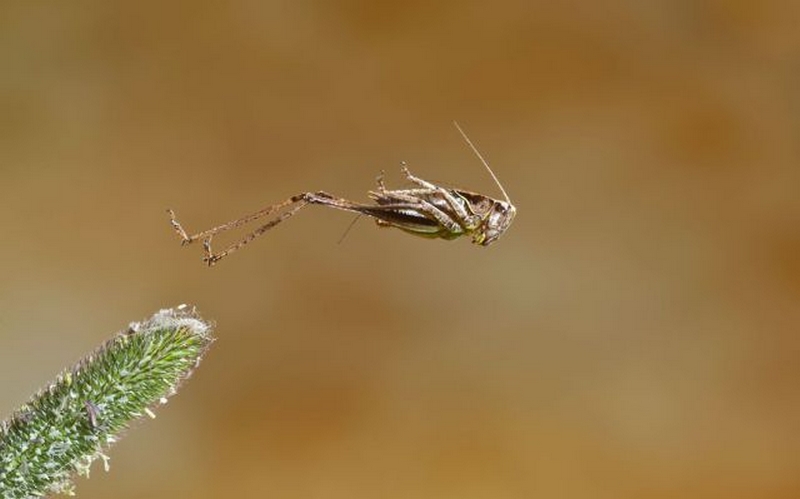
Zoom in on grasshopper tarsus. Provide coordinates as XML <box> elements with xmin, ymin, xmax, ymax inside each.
<box><xmin>202</xmin><ymin>238</ymin><xmax>215</xmax><ymax>266</ymax></box>
<box><xmin>400</xmin><ymin>162</ymin><xmax>413</xmax><ymax>180</ymax></box>
<box><xmin>167</xmin><ymin>208</ymin><xmax>191</xmax><ymax>244</ymax></box>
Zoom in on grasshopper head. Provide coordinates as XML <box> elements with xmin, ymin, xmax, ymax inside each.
<box><xmin>473</xmin><ymin>200</ymin><xmax>516</xmax><ymax>246</ymax></box>
<box><xmin>453</xmin><ymin>121</ymin><xmax>516</xmax><ymax>247</ymax></box>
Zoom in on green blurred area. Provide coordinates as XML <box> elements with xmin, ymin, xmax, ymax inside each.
<box><xmin>1</xmin><ymin>1</ymin><xmax>798</xmax><ymax>498</ymax></box>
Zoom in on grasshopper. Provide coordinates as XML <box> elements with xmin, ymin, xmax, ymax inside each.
<box><xmin>168</xmin><ymin>122</ymin><xmax>516</xmax><ymax>265</ymax></box>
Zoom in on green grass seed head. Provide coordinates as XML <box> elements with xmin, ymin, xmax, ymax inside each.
<box><xmin>0</xmin><ymin>305</ymin><xmax>214</xmax><ymax>498</ymax></box>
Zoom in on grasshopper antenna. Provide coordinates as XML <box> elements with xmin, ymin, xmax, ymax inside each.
<box><xmin>337</xmin><ymin>214</ymin><xmax>362</xmax><ymax>244</ymax></box>
<box><xmin>453</xmin><ymin>121</ymin><xmax>511</xmax><ymax>204</ymax></box>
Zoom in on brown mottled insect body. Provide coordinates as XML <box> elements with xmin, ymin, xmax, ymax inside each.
<box><xmin>365</xmin><ymin>165</ymin><xmax>515</xmax><ymax>245</ymax></box>
<box><xmin>168</xmin><ymin>123</ymin><xmax>516</xmax><ymax>265</ymax></box>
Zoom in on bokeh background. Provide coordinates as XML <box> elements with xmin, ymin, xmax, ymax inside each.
<box><xmin>2</xmin><ymin>1</ymin><xmax>799</xmax><ymax>498</ymax></box>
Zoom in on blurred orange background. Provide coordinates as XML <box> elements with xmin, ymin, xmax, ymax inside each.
<box><xmin>1</xmin><ymin>1</ymin><xmax>799</xmax><ymax>498</ymax></box>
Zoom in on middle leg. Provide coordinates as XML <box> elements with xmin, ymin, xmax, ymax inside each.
<box><xmin>399</xmin><ymin>164</ymin><xmax>479</xmax><ymax>228</ymax></box>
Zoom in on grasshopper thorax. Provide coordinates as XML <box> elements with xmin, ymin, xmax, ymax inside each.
<box><xmin>473</xmin><ymin>199</ymin><xmax>516</xmax><ymax>246</ymax></box>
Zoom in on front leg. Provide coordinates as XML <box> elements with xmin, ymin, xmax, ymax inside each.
<box><xmin>375</xmin><ymin>170</ymin><xmax>387</xmax><ymax>193</ymax></box>
<box><xmin>400</xmin><ymin>162</ymin><xmax>438</xmax><ymax>190</ymax></box>
<box><xmin>399</xmin><ymin>164</ymin><xmax>480</xmax><ymax>229</ymax></box>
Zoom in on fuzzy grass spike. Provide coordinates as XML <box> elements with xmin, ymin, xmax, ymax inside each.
<box><xmin>0</xmin><ymin>305</ymin><xmax>214</xmax><ymax>498</ymax></box>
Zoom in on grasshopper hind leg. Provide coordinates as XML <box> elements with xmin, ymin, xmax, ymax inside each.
<box><xmin>191</xmin><ymin>191</ymin><xmax>363</xmax><ymax>265</ymax></box>
<box><xmin>200</xmin><ymin>197</ymin><xmax>310</xmax><ymax>265</ymax></box>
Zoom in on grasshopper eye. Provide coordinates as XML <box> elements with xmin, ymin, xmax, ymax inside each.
<box><xmin>495</xmin><ymin>201</ymin><xmax>513</xmax><ymax>216</ymax></box>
